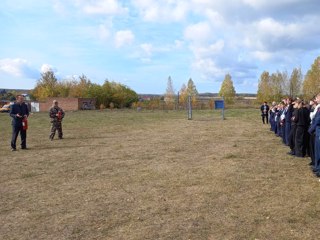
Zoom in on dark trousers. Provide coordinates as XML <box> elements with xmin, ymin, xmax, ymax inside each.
<box><xmin>276</xmin><ymin>121</ymin><xmax>281</xmax><ymax>137</ymax></box>
<box><xmin>289</xmin><ymin>125</ymin><xmax>297</xmax><ymax>153</ymax></box>
<box><xmin>295</xmin><ymin>126</ymin><xmax>307</xmax><ymax>157</ymax></box>
<box><xmin>274</xmin><ymin>120</ymin><xmax>278</xmax><ymax>134</ymax></box>
<box><xmin>262</xmin><ymin>114</ymin><xmax>268</xmax><ymax>124</ymax></box>
<box><xmin>309</xmin><ymin>132</ymin><xmax>315</xmax><ymax>166</ymax></box>
<box><xmin>285</xmin><ymin>123</ymin><xmax>291</xmax><ymax>146</ymax></box>
<box><xmin>270</xmin><ymin>118</ymin><xmax>275</xmax><ymax>131</ymax></box>
<box><xmin>281</xmin><ymin>124</ymin><xmax>286</xmax><ymax>144</ymax></box>
<box><xmin>315</xmin><ymin>128</ymin><xmax>320</xmax><ymax>171</ymax></box>
<box><xmin>11</xmin><ymin>125</ymin><xmax>26</xmax><ymax>149</ymax></box>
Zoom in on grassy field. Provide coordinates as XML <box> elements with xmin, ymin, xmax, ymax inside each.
<box><xmin>1</xmin><ymin>109</ymin><xmax>320</xmax><ymax>240</ymax></box>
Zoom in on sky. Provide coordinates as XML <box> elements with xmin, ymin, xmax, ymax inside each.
<box><xmin>1</xmin><ymin>0</ymin><xmax>320</xmax><ymax>94</ymax></box>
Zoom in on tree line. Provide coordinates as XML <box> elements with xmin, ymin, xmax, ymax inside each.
<box><xmin>163</xmin><ymin>74</ymin><xmax>236</xmax><ymax>107</ymax></box>
<box><xmin>31</xmin><ymin>71</ymin><xmax>138</xmax><ymax>108</ymax></box>
<box><xmin>257</xmin><ymin>56</ymin><xmax>320</xmax><ymax>103</ymax></box>
<box><xmin>164</xmin><ymin>55</ymin><xmax>320</xmax><ymax>106</ymax></box>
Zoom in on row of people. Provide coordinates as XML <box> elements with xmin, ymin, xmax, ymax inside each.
<box><xmin>261</xmin><ymin>94</ymin><xmax>320</xmax><ymax>177</ymax></box>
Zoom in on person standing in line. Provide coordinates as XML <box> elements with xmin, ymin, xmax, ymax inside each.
<box><xmin>279</xmin><ymin>101</ymin><xmax>286</xmax><ymax>142</ymax></box>
<box><xmin>308</xmin><ymin>94</ymin><xmax>320</xmax><ymax>176</ymax></box>
<box><xmin>274</xmin><ymin>104</ymin><xmax>280</xmax><ymax>135</ymax></box>
<box><xmin>260</xmin><ymin>102</ymin><xmax>270</xmax><ymax>124</ymax></box>
<box><xmin>269</xmin><ymin>102</ymin><xmax>277</xmax><ymax>132</ymax></box>
<box><xmin>276</xmin><ymin>103</ymin><xmax>283</xmax><ymax>137</ymax></box>
<box><xmin>284</xmin><ymin>98</ymin><xmax>293</xmax><ymax>146</ymax></box>
<box><xmin>49</xmin><ymin>100</ymin><xmax>65</xmax><ymax>140</ymax></box>
<box><xmin>294</xmin><ymin>100</ymin><xmax>310</xmax><ymax>158</ymax></box>
<box><xmin>288</xmin><ymin>100</ymin><xmax>299</xmax><ymax>155</ymax></box>
<box><xmin>9</xmin><ymin>95</ymin><xmax>29</xmax><ymax>151</ymax></box>
<box><xmin>309</xmin><ymin>95</ymin><xmax>320</xmax><ymax>166</ymax></box>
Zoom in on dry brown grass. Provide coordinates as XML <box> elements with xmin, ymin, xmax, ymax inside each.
<box><xmin>1</xmin><ymin>109</ymin><xmax>320</xmax><ymax>240</ymax></box>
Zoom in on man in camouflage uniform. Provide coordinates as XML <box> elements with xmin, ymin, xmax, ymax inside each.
<box><xmin>49</xmin><ymin>100</ymin><xmax>65</xmax><ymax>140</ymax></box>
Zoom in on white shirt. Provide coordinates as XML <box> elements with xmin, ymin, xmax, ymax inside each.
<box><xmin>310</xmin><ymin>104</ymin><xmax>320</xmax><ymax>123</ymax></box>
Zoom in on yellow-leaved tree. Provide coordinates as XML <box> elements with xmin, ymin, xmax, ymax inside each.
<box><xmin>219</xmin><ymin>74</ymin><xmax>236</xmax><ymax>104</ymax></box>
<box><xmin>186</xmin><ymin>78</ymin><xmax>198</xmax><ymax>107</ymax></box>
<box><xmin>303</xmin><ymin>56</ymin><xmax>320</xmax><ymax>100</ymax></box>
<box><xmin>257</xmin><ymin>71</ymin><xmax>273</xmax><ymax>103</ymax></box>
<box><xmin>288</xmin><ymin>67</ymin><xmax>302</xmax><ymax>98</ymax></box>
<box><xmin>179</xmin><ymin>83</ymin><xmax>188</xmax><ymax>106</ymax></box>
<box><xmin>164</xmin><ymin>76</ymin><xmax>175</xmax><ymax>109</ymax></box>
<box><xmin>32</xmin><ymin>71</ymin><xmax>59</xmax><ymax>100</ymax></box>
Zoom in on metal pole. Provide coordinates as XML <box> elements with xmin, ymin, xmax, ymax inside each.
<box><xmin>222</xmin><ymin>97</ymin><xmax>225</xmax><ymax>120</ymax></box>
<box><xmin>188</xmin><ymin>95</ymin><xmax>192</xmax><ymax>120</ymax></box>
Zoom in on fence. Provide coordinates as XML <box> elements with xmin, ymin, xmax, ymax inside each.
<box><xmin>132</xmin><ymin>96</ymin><xmax>257</xmax><ymax>111</ymax></box>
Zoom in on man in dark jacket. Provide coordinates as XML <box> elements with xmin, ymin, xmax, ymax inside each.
<box><xmin>288</xmin><ymin>101</ymin><xmax>299</xmax><ymax>155</ymax></box>
<box><xmin>294</xmin><ymin>100</ymin><xmax>310</xmax><ymax>157</ymax></box>
<box><xmin>309</xmin><ymin>96</ymin><xmax>320</xmax><ymax>166</ymax></box>
<box><xmin>9</xmin><ymin>95</ymin><xmax>29</xmax><ymax>151</ymax></box>
<box><xmin>284</xmin><ymin>98</ymin><xmax>293</xmax><ymax>146</ymax></box>
<box><xmin>260</xmin><ymin>102</ymin><xmax>270</xmax><ymax>124</ymax></box>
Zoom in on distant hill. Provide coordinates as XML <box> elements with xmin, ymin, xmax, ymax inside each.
<box><xmin>0</xmin><ymin>88</ymin><xmax>32</xmax><ymax>93</ymax></box>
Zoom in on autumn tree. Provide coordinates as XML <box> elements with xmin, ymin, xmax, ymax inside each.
<box><xmin>257</xmin><ymin>71</ymin><xmax>273</xmax><ymax>103</ymax></box>
<box><xmin>56</xmin><ymin>80</ymin><xmax>72</xmax><ymax>97</ymax></box>
<box><xmin>87</xmin><ymin>83</ymin><xmax>104</xmax><ymax>107</ymax></box>
<box><xmin>179</xmin><ymin>83</ymin><xmax>188</xmax><ymax>106</ymax></box>
<box><xmin>32</xmin><ymin>72</ymin><xmax>138</xmax><ymax>108</ymax></box>
<box><xmin>303</xmin><ymin>57</ymin><xmax>320</xmax><ymax>100</ymax></box>
<box><xmin>112</xmin><ymin>83</ymin><xmax>138</xmax><ymax>108</ymax></box>
<box><xmin>186</xmin><ymin>78</ymin><xmax>198</xmax><ymax>106</ymax></box>
<box><xmin>102</xmin><ymin>81</ymin><xmax>138</xmax><ymax>108</ymax></box>
<box><xmin>32</xmin><ymin>70</ymin><xmax>59</xmax><ymax>100</ymax></box>
<box><xmin>270</xmin><ymin>71</ymin><xmax>285</xmax><ymax>102</ymax></box>
<box><xmin>69</xmin><ymin>74</ymin><xmax>92</xmax><ymax>98</ymax></box>
<box><xmin>218</xmin><ymin>73</ymin><xmax>236</xmax><ymax>104</ymax></box>
<box><xmin>288</xmin><ymin>67</ymin><xmax>302</xmax><ymax>98</ymax></box>
<box><xmin>164</xmin><ymin>76</ymin><xmax>175</xmax><ymax>107</ymax></box>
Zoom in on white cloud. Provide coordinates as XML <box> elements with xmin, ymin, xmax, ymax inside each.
<box><xmin>0</xmin><ymin>58</ymin><xmax>38</xmax><ymax>78</ymax></box>
<box><xmin>240</xmin><ymin>16</ymin><xmax>320</xmax><ymax>54</ymax></box>
<box><xmin>74</xmin><ymin>0</ymin><xmax>128</xmax><ymax>15</ymax></box>
<box><xmin>188</xmin><ymin>40</ymin><xmax>226</xmax><ymax>80</ymax></box>
<box><xmin>140</xmin><ymin>43</ymin><xmax>153</xmax><ymax>57</ymax></box>
<box><xmin>242</xmin><ymin>0</ymin><xmax>301</xmax><ymax>9</ymax></box>
<box><xmin>0</xmin><ymin>58</ymin><xmax>26</xmax><ymax>77</ymax></box>
<box><xmin>191</xmin><ymin>40</ymin><xmax>224</xmax><ymax>59</ymax></box>
<box><xmin>255</xmin><ymin>18</ymin><xmax>298</xmax><ymax>38</ymax></box>
<box><xmin>53</xmin><ymin>0</ymin><xmax>68</xmax><ymax>15</ymax></box>
<box><xmin>204</xmin><ymin>9</ymin><xmax>225</xmax><ymax>27</ymax></box>
<box><xmin>250</xmin><ymin>51</ymin><xmax>273</xmax><ymax>61</ymax></box>
<box><xmin>184</xmin><ymin>22</ymin><xmax>213</xmax><ymax>44</ymax></box>
<box><xmin>114</xmin><ymin>30</ymin><xmax>135</xmax><ymax>48</ymax></box>
<box><xmin>192</xmin><ymin>58</ymin><xmax>226</xmax><ymax>79</ymax></box>
<box><xmin>132</xmin><ymin>0</ymin><xmax>189</xmax><ymax>22</ymax></box>
<box><xmin>40</xmin><ymin>64</ymin><xmax>57</xmax><ymax>74</ymax></box>
<box><xmin>184</xmin><ymin>19</ymin><xmax>226</xmax><ymax>81</ymax></box>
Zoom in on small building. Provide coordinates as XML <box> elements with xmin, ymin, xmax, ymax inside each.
<box><xmin>39</xmin><ymin>97</ymin><xmax>96</xmax><ymax>112</ymax></box>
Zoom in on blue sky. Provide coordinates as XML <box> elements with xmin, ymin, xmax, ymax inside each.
<box><xmin>1</xmin><ymin>0</ymin><xmax>320</xmax><ymax>94</ymax></box>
